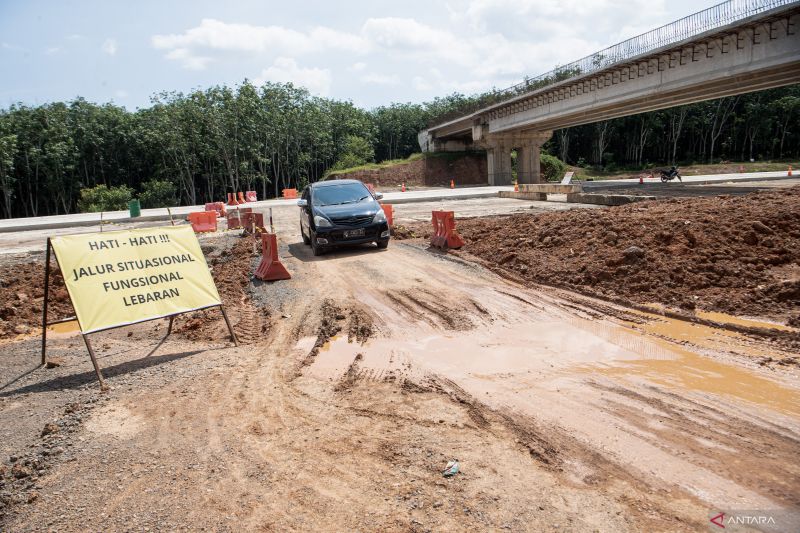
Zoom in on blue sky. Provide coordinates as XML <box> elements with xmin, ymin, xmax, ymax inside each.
<box><xmin>0</xmin><ymin>0</ymin><xmax>715</xmax><ymax>110</ymax></box>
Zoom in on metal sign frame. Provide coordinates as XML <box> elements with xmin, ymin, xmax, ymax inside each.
<box><xmin>40</xmin><ymin>237</ymin><xmax>239</xmax><ymax>390</ymax></box>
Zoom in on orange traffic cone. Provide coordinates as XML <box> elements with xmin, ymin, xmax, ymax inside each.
<box><xmin>401</xmin><ymin>182</ymin><xmax>406</xmax><ymax>192</ymax></box>
<box><xmin>450</xmin><ymin>179</ymin><xmax>454</xmax><ymax>189</ymax></box>
<box><xmin>639</xmin><ymin>174</ymin><xmax>644</xmax><ymax>184</ymax></box>
<box><xmin>513</xmin><ymin>181</ymin><xmax>519</xmax><ymax>192</ymax></box>
<box><xmin>789</xmin><ymin>166</ymin><xmax>793</xmax><ymax>177</ymax></box>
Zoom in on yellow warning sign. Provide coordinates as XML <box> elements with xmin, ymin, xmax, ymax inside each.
<box><xmin>50</xmin><ymin>225</ymin><xmax>221</xmax><ymax>333</ymax></box>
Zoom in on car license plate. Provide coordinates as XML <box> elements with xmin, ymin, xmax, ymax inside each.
<box><xmin>343</xmin><ymin>228</ymin><xmax>365</xmax><ymax>238</ymax></box>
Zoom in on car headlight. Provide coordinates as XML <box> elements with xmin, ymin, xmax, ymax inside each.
<box><xmin>373</xmin><ymin>210</ymin><xmax>387</xmax><ymax>224</ymax></box>
<box><xmin>314</xmin><ymin>215</ymin><xmax>333</xmax><ymax>228</ymax></box>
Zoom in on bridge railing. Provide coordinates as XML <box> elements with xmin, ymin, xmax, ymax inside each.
<box><xmin>427</xmin><ymin>0</ymin><xmax>796</xmax><ymax>128</ymax></box>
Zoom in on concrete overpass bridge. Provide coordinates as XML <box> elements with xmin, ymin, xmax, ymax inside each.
<box><xmin>418</xmin><ymin>0</ymin><xmax>800</xmax><ymax>185</ymax></box>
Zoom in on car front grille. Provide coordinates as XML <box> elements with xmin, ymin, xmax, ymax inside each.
<box><xmin>330</xmin><ymin>214</ymin><xmax>373</xmax><ymax>227</ymax></box>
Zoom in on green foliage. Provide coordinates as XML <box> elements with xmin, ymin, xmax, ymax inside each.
<box><xmin>0</xmin><ymin>81</ymin><xmax>798</xmax><ymax>219</ymax></box>
<box><xmin>326</xmin><ymin>153</ymin><xmax>425</xmax><ymax>177</ymax></box>
<box><xmin>77</xmin><ymin>184</ymin><xmax>133</xmax><ymax>213</ymax></box>
<box><xmin>139</xmin><ymin>179</ymin><xmax>176</xmax><ymax>208</ymax></box>
<box><xmin>540</xmin><ymin>153</ymin><xmax>567</xmax><ymax>182</ymax></box>
<box><xmin>0</xmin><ymin>133</ymin><xmax>17</xmax><ymax>217</ymax></box>
<box><xmin>331</xmin><ymin>135</ymin><xmax>374</xmax><ymax>171</ymax></box>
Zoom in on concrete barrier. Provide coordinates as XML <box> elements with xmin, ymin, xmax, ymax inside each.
<box><xmin>566</xmin><ymin>193</ymin><xmax>657</xmax><ymax>206</ymax></box>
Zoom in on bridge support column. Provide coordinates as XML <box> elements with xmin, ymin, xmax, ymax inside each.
<box><xmin>517</xmin><ymin>131</ymin><xmax>552</xmax><ymax>184</ymax></box>
<box><xmin>487</xmin><ymin>143</ymin><xmax>512</xmax><ymax>185</ymax></box>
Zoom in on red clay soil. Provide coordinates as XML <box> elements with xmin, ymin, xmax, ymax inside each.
<box><xmin>399</xmin><ymin>187</ymin><xmax>800</xmax><ymax>325</ymax></box>
<box><xmin>0</xmin><ymin>235</ymin><xmax>264</xmax><ymax>341</ymax></box>
<box><xmin>333</xmin><ymin>153</ymin><xmax>487</xmax><ymax>189</ymax></box>
<box><xmin>0</xmin><ymin>264</ymin><xmax>73</xmax><ymax>339</ymax></box>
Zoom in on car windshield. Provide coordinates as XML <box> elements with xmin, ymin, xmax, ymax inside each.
<box><xmin>312</xmin><ymin>184</ymin><xmax>371</xmax><ymax>206</ymax></box>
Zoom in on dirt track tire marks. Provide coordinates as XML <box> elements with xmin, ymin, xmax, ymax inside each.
<box><xmin>590</xmin><ymin>381</ymin><xmax>800</xmax><ymax>508</ymax></box>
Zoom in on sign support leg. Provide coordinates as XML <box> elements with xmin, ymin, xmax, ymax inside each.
<box><xmin>219</xmin><ymin>306</ymin><xmax>239</xmax><ymax>346</ymax></box>
<box><xmin>41</xmin><ymin>238</ymin><xmax>52</xmax><ymax>366</ymax></box>
<box><xmin>167</xmin><ymin>315</ymin><xmax>175</xmax><ymax>335</ymax></box>
<box><xmin>82</xmin><ymin>334</ymin><xmax>107</xmax><ymax>390</ymax></box>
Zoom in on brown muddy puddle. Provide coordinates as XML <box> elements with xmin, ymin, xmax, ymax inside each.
<box><xmin>643</xmin><ymin>303</ymin><xmax>796</xmax><ymax>332</ymax></box>
<box><xmin>300</xmin><ymin>309</ymin><xmax>800</xmax><ymax>418</ymax></box>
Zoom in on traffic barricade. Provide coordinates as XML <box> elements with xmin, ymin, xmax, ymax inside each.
<box><xmin>205</xmin><ymin>202</ymin><xmax>226</xmax><ymax>217</ymax></box>
<box><xmin>245</xmin><ymin>191</ymin><xmax>258</xmax><ymax>202</ymax></box>
<box><xmin>282</xmin><ymin>188</ymin><xmax>298</xmax><ymax>199</ymax></box>
<box><xmin>226</xmin><ymin>211</ymin><xmax>242</xmax><ymax>230</ymax></box>
<box><xmin>188</xmin><ymin>211</ymin><xmax>218</xmax><ymax>233</ymax></box>
<box><xmin>254</xmin><ymin>233</ymin><xmax>291</xmax><ymax>281</ymax></box>
<box><xmin>227</xmin><ymin>192</ymin><xmax>239</xmax><ymax>206</ymax></box>
<box><xmin>241</xmin><ymin>212</ymin><xmax>265</xmax><ymax>234</ymax></box>
<box><xmin>430</xmin><ymin>210</ymin><xmax>465</xmax><ymax>250</ymax></box>
<box><xmin>380</xmin><ymin>203</ymin><xmax>393</xmax><ymax>227</ymax></box>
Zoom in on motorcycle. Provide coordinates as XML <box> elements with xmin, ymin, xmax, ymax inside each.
<box><xmin>659</xmin><ymin>167</ymin><xmax>682</xmax><ymax>183</ymax></box>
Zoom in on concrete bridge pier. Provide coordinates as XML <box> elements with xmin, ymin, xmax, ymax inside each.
<box><xmin>487</xmin><ymin>142</ymin><xmax>513</xmax><ymax>185</ymax></box>
<box><xmin>516</xmin><ymin>131</ymin><xmax>553</xmax><ymax>184</ymax></box>
<box><xmin>486</xmin><ymin>131</ymin><xmax>552</xmax><ymax>185</ymax></box>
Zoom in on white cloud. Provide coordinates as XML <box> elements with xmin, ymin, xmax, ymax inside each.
<box><xmin>152</xmin><ymin>18</ymin><xmax>367</xmax><ymax>59</ymax></box>
<box><xmin>165</xmin><ymin>48</ymin><xmax>212</xmax><ymax>70</ymax></box>
<box><xmin>102</xmin><ymin>38</ymin><xmax>117</xmax><ymax>56</ymax></box>
<box><xmin>360</xmin><ymin>73</ymin><xmax>398</xmax><ymax>85</ymax></box>
<box><xmin>2</xmin><ymin>42</ymin><xmax>25</xmax><ymax>52</ymax></box>
<box><xmin>114</xmin><ymin>89</ymin><xmax>129</xmax><ymax>99</ymax></box>
<box><xmin>412</xmin><ymin>76</ymin><xmax>432</xmax><ymax>91</ymax></box>
<box><xmin>149</xmin><ymin>1</ymin><xmax>678</xmax><ymax>99</ymax></box>
<box><xmin>44</xmin><ymin>46</ymin><xmax>61</xmax><ymax>55</ymax></box>
<box><xmin>254</xmin><ymin>57</ymin><xmax>331</xmax><ymax>96</ymax></box>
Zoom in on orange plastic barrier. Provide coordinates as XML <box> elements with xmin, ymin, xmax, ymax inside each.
<box><xmin>430</xmin><ymin>210</ymin><xmax>465</xmax><ymax>250</ymax></box>
<box><xmin>241</xmin><ymin>212</ymin><xmax>265</xmax><ymax>234</ymax></box>
<box><xmin>380</xmin><ymin>203</ymin><xmax>393</xmax><ymax>227</ymax></box>
<box><xmin>238</xmin><ymin>191</ymin><xmax>247</xmax><ymax>203</ymax></box>
<box><xmin>254</xmin><ymin>233</ymin><xmax>291</xmax><ymax>281</ymax></box>
<box><xmin>245</xmin><ymin>190</ymin><xmax>257</xmax><ymax>202</ymax></box>
<box><xmin>282</xmin><ymin>188</ymin><xmax>298</xmax><ymax>199</ymax></box>
<box><xmin>205</xmin><ymin>202</ymin><xmax>226</xmax><ymax>217</ymax></box>
<box><xmin>226</xmin><ymin>211</ymin><xmax>242</xmax><ymax>229</ymax></box>
<box><xmin>188</xmin><ymin>211</ymin><xmax>218</xmax><ymax>233</ymax></box>
<box><xmin>227</xmin><ymin>192</ymin><xmax>239</xmax><ymax>206</ymax></box>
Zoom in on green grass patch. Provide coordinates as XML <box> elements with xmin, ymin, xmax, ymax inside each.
<box><xmin>323</xmin><ymin>151</ymin><xmax>485</xmax><ymax>178</ymax></box>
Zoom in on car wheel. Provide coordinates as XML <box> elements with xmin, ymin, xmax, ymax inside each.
<box><xmin>376</xmin><ymin>240</ymin><xmax>389</xmax><ymax>249</ymax></box>
<box><xmin>311</xmin><ymin>230</ymin><xmax>324</xmax><ymax>256</ymax></box>
<box><xmin>301</xmin><ymin>224</ymin><xmax>311</xmax><ymax>245</ymax></box>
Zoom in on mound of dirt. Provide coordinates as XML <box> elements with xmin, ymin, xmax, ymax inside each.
<box><xmin>0</xmin><ymin>234</ymin><xmax>268</xmax><ymax>341</ymax></box>
<box><xmin>173</xmin><ymin>236</ymin><xmax>268</xmax><ymax>342</ymax></box>
<box><xmin>332</xmin><ymin>153</ymin><xmax>487</xmax><ymax>189</ymax></box>
<box><xmin>400</xmin><ymin>187</ymin><xmax>800</xmax><ymax>323</ymax></box>
<box><xmin>0</xmin><ymin>262</ymin><xmax>73</xmax><ymax>340</ymax></box>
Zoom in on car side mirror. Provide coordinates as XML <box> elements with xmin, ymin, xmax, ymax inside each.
<box><xmin>297</xmin><ymin>199</ymin><xmax>308</xmax><ymax>207</ymax></box>
<box><xmin>374</xmin><ymin>192</ymin><xmax>384</xmax><ymax>201</ymax></box>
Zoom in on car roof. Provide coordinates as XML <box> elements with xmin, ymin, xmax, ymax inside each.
<box><xmin>311</xmin><ymin>179</ymin><xmax>365</xmax><ymax>188</ymax></box>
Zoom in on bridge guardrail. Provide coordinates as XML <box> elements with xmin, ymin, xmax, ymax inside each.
<box><xmin>427</xmin><ymin>0</ymin><xmax>797</xmax><ymax>128</ymax></box>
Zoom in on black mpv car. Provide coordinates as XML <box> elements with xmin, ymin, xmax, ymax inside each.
<box><xmin>298</xmin><ymin>180</ymin><xmax>390</xmax><ymax>256</ymax></box>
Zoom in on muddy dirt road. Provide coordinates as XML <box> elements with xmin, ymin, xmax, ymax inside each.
<box><xmin>1</xmin><ymin>197</ymin><xmax>799</xmax><ymax>531</ymax></box>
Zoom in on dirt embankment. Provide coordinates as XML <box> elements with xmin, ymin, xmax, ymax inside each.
<box><xmin>397</xmin><ymin>187</ymin><xmax>800</xmax><ymax>325</ymax></box>
<box><xmin>0</xmin><ymin>263</ymin><xmax>73</xmax><ymax>339</ymax></box>
<box><xmin>0</xmin><ymin>234</ymin><xmax>267</xmax><ymax>342</ymax></box>
<box><xmin>333</xmin><ymin>153</ymin><xmax>487</xmax><ymax>189</ymax></box>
